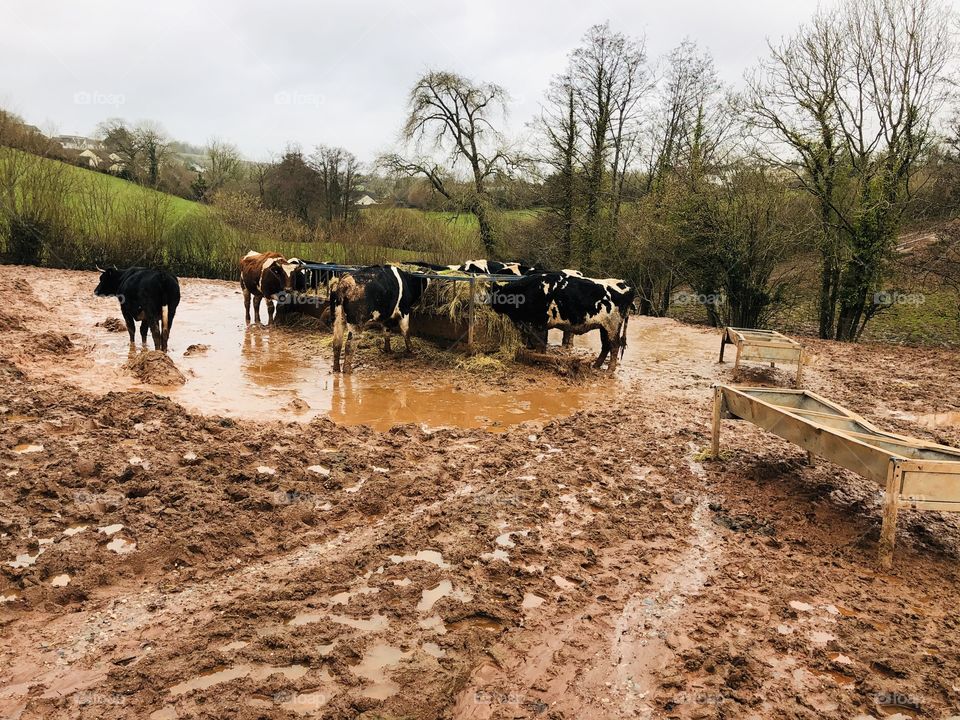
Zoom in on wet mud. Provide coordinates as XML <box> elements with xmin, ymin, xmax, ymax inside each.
<box><xmin>1</xmin><ymin>266</ymin><xmax>960</xmax><ymax>719</ymax></box>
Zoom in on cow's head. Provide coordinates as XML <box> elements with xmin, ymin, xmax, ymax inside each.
<box><xmin>94</xmin><ymin>266</ymin><xmax>124</xmax><ymax>297</ymax></box>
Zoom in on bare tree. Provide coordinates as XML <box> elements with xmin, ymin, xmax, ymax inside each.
<box><xmin>747</xmin><ymin>0</ymin><xmax>954</xmax><ymax>340</ymax></box>
<box><xmin>135</xmin><ymin>121</ymin><xmax>170</xmax><ymax>188</ymax></box>
<box><xmin>569</xmin><ymin>23</ymin><xmax>649</xmax><ymax>264</ymax></box>
<box><xmin>535</xmin><ymin>73</ymin><xmax>579</xmax><ymax>264</ymax></box>
<box><xmin>309</xmin><ymin>145</ymin><xmax>362</xmax><ymax>222</ymax></box>
<box><xmin>204</xmin><ymin>138</ymin><xmax>243</xmax><ymax>195</ymax></box>
<box><xmin>380</xmin><ymin>70</ymin><xmax>511</xmax><ymax>254</ymax></box>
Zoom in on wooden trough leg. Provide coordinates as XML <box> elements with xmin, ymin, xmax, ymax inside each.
<box><xmin>879</xmin><ymin>461</ymin><xmax>900</xmax><ymax>570</ymax></box>
<box><xmin>795</xmin><ymin>350</ymin><xmax>804</xmax><ymax>388</ymax></box>
<box><xmin>711</xmin><ymin>386</ymin><xmax>722</xmax><ymax>460</ymax></box>
<box><xmin>718</xmin><ymin>334</ymin><xmax>727</xmax><ymax>363</ymax></box>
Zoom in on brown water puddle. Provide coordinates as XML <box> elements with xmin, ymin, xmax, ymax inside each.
<box><xmin>352</xmin><ymin>644</ymin><xmax>411</xmax><ymax>700</ymax></box>
<box><xmin>168</xmin><ymin>663</ymin><xmax>308</xmax><ymax>695</ymax></box>
<box><xmin>71</xmin><ymin>279</ymin><xmax>715</xmax><ymax>431</ymax></box>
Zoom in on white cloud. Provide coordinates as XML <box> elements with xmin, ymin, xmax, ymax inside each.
<box><xmin>1</xmin><ymin>0</ymin><xmax>831</xmax><ymax>162</ymax></box>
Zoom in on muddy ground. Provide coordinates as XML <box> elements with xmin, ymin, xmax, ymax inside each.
<box><xmin>1</xmin><ymin>265</ymin><xmax>960</xmax><ymax>720</ymax></box>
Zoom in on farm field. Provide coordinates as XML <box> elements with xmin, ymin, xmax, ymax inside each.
<box><xmin>2</xmin><ymin>265</ymin><xmax>960</xmax><ymax>719</ymax></box>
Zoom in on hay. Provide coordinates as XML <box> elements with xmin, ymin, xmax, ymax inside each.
<box><xmin>416</xmin><ymin>274</ymin><xmax>522</xmax><ymax>351</ymax></box>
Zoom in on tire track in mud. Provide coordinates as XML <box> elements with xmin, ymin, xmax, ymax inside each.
<box><xmin>451</xmin><ymin>451</ymin><xmax>724</xmax><ymax>720</ymax></box>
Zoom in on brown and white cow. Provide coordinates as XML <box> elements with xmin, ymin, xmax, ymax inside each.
<box><xmin>239</xmin><ymin>251</ymin><xmax>297</xmax><ymax>324</ymax></box>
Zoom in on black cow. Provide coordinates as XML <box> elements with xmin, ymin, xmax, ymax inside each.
<box><xmin>490</xmin><ymin>272</ymin><xmax>635</xmax><ymax>373</ymax></box>
<box><xmin>331</xmin><ymin>265</ymin><xmax>430</xmax><ymax>373</ymax></box>
<box><xmin>94</xmin><ymin>267</ymin><xmax>181</xmax><ymax>352</ymax></box>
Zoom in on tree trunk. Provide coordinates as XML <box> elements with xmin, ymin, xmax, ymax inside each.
<box><xmin>473</xmin><ymin>201</ymin><xmax>496</xmax><ymax>255</ymax></box>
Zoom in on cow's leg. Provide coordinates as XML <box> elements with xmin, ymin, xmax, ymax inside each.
<box><xmin>594</xmin><ymin>329</ymin><xmax>611</xmax><ymax>369</ymax></box>
<box><xmin>606</xmin><ymin>334</ymin><xmax>621</xmax><ymax>374</ymax></box>
<box><xmin>253</xmin><ymin>295</ymin><xmax>263</xmax><ymax>324</ymax></box>
<box><xmin>332</xmin><ymin>307</ymin><xmax>344</xmax><ymax>373</ymax></box>
<box><xmin>243</xmin><ymin>287</ymin><xmax>252</xmax><ymax>324</ymax></box>
<box><xmin>266</xmin><ymin>298</ymin><xmax>275</xmax><ymax>324</ymax></box>
<box><xmin>148</xmin><ymin>317</ymin><xmax>163</xmax><ymax>351</ymax></box>
<box><xmin>382</xmin><ymin>327</ymin><xmax>392</xmax><ymax>353</ymax></box>
<box><xmin>400</xmin><ymin>315</ymin><xmax>413</xmax><ymax>354</ymax></box>
<box><xmin>562</xmin><ymin>330</ymin><xmax>573</xmax><ymax>347</ymax></box>
<box><xmin>139</xmin><ymin>320</ymin><xmax>149</xmax><ymax>345</ymax></box>
<box><xmin>121</xmin><ymin>306</ymin><xmax>136</xmax><ymax>345</ymax></box>
<box><xmin>160</xmin><ymin>304</ymin><xmax>175</xmax><ymax>352</ymax></box>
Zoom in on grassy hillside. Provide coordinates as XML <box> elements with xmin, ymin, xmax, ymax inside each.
<box><xmin>0</xmin><ymin>149</ymin><xmax>478</xmax><ymax>278</ymax></box>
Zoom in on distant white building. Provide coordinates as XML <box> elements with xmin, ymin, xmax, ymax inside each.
<box><xmin>354</xmin><ymin>194</ymin><xmax>379</xmax><ymax>207</ymax></box>
<box><xmin>77</xmin><ymin>149</ymin><xmax>102</xmax><ymax>168</ymax></box>
<box><xmin>54</xmin><ymin>134</ymin><xmax>101</xmax><ymax>151</ymax></box>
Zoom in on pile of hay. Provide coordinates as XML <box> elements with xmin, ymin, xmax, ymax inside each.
<box><xmin>411</xmin><ymin>268</ymin><xmax>522</xmax><ymax>351</ymax></box>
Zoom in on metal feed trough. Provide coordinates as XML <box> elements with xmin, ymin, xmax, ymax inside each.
<box><xmin>719</xmin><ymin>327</ymin><xmax>804</xmax><ymax>386</ymax></box>
<box><xmin>710</xmin><ymin>384</ymin><xmax>960</xmax><ymax>568</ymax></box>
<box><xmin>285</xmin><ymin>262</ymin><xmax>527</xmax><ymax>350</ymax></box>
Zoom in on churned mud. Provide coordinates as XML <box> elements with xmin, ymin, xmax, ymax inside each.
<box><xmin>1</xmin><ymin>265</ymin><xmax>960</xmax><ymax>719</ymax></box>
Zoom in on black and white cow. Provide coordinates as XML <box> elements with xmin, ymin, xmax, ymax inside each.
<box><xmin>331</xmin><ymin>265</ymin><xmax>430</xmax><ymax>373</ymax></box>
<box><xmin>457</xmin><ymin>260</ymin><xmax>539</xmax><ymax>276</ymax></box>
<box><xmin>490</xmin><ymin>272</ymin><xmax>635</xmax><ymax>373</ymax></box>
<box><xmin>94</xmin><ymin>266</ymin><xmax>181</xmax><ymax>351</ymax></box>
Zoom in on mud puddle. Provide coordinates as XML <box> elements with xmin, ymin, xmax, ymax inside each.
<box><xmin>74</xmin><ymin>278</ymin><xmax>631</xmax><ymax>431</ymax></box>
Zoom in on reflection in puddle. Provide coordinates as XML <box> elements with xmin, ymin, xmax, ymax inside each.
<box><xmin>287</xmin><ymin>611</ymin><xmax>389</xmax><ymax>632</ymax></box>
<box><xmin>521</xmin><ymin>593</ymin><xmax>544</xmax><ymax>610</ymax></box>
<box><xmin>389</xmin><ymin>550</ymin><xmax>449</xmax><ymax>569</ymax></box>
<box><xmin>169</xmin><ymin>663</ymin><xmax>308</xmax><ymax>695</ymax></box>
<box><xmin>8</xmin><ymin>552</ymin><xmax>41</xmax><ymax>569</ymax></box>
<box><xmin>418</xmin><ymin>615</ymin><xmax>446</xmax><ymax>634</ymax></box>
<box><xmin>63</xmin><ymin>525</ymin><xmax>88</xmax><ymax>537</ymax></box>
<box><xmin>552</xmin><ymin>575</ymin><xmax>576</xmax><ymax>591</ymax></box>
<box><xmin>50</xmin><ymin>573</ymin><xmax>71</xmax><ymax>587</ymax></box>
<box><xmin>106</xmin><ymin>537</ymin><xmax>136</xmax><ymax>554</ymax></box>
<box><xmin>219</xmin><ymin>640</ymin><xmax>248</xmax><ymax>652</ymax></box>
<box><xmin>423</xmin><ymin>642</ymin><xmax>446</xmax><ymax>659</ymax></box>
<box><xmin>353</xmin><ymin>644</ymin><xmax>410</xmax><ymax>700</ymax></box>
<box><xmin>416</xmin><ymin>580</ymin><xmax>472</xmax><ymax>613</ymax></box>
<box><xmin>812</xmin><ymin>667</ymin><xmax>855</xmax><ymax>687</ymax></box>
<box><xmin>480</xmin><ymin>548</ymin><xmax>510</xmax><ymax>563</ymax></box>
<box><xmin>12</xmin><ymin>444</ymin><xmax>44</xmax><ymax>454</ymax></box>
<box><xmin>98</xmin><ymin>524</ymin><xmax>124</xmax><ymax>536</ymax></box>
<box><xmin>327</xmin><ymin>585</ymin><xmax>379</xmax><ymax>606</ymax></box>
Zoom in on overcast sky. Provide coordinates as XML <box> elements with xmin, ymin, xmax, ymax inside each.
<box><xmin>2</xmin><ymin>0</ymin><xmax>836</xmax><ymax>163</ymax></box>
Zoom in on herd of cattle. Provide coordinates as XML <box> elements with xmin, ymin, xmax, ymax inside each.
<box><xmin>94</xmin><ymin>250</ymin><xmax>637</xmax><ymax>374</ymax></box>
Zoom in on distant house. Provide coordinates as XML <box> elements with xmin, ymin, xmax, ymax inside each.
<box><xmin>354</xmin><ymin>194</ymin><xmax>379</xmax><ymax>207</ymax></box>
<box><xmin>107</xmin><ymin>153</ymin><xmax>125</xmax><ymax>174</ymax></box>
<box><xmin>54</xmin><ymin>134</ymin><xmax>101</xmax><ymax>151</ymax></box>
<box><xmin>77</xmin><ymin>149</ymin><xmax>102</xmax><ymax>168</ymax></box>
